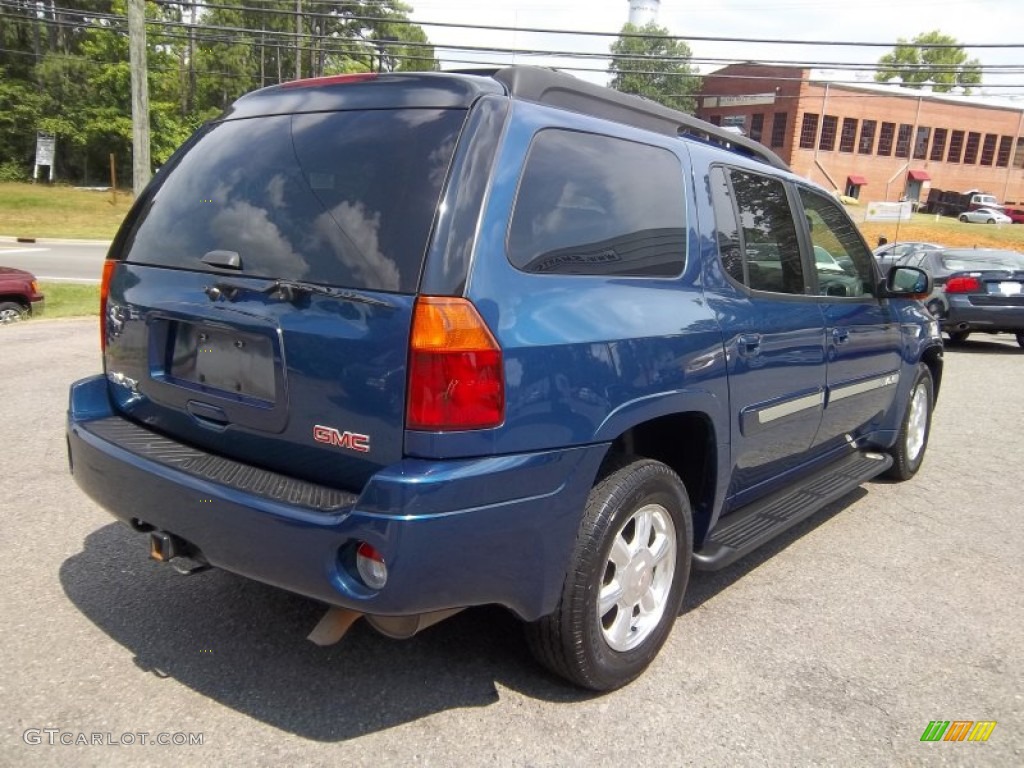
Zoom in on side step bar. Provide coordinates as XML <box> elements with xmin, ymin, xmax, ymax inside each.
<box><xmin>693</xmin><ymin>451</ymin><xmax>892</xmax><ymax>571</ymax></box>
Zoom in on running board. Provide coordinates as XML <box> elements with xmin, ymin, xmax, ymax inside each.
<box><xmin>693</xmin><ymin>451</ymin><xmax>892</xmax><ymax>571</ymax></box>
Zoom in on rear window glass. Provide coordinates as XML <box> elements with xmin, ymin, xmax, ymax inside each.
<box><xmin>941</xmin><ymin>252</ymin><xmax>1024</xmax><ymax>271</ymax></box>
<box><xmin>507</xmin><ymin>129</ymin><xmax>686</xmax><ymax>276</ymax></box>
<box><xmin>122</xmin><ymin>109</ymin><xmax>466</xmax><ymax>293</ymax></box>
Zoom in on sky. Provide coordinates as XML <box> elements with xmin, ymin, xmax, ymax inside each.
<box><xmin>404</xmin><ymin>0</ymin><xmax>1024</xmax><ymax>99</ymax></box>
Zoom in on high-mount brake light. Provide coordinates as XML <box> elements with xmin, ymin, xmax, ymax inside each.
<box><xmin>407</xmin><ymin>296</ymin><xmax>504</xmax><ymax>431</ymax></box>
<box><xmin>944</xmin><ymin>275</ymin><xmax>983</xmax><ymax>294</ymax></box>
<box><xmin>282</xmin><ymin>73</ymin><xmax>379</xmax><ymax>89</ymax></box>
<box><xmin>99</xmin><ymin>259</ymin><xmax>116</xmax><ymax>350</ymax></box>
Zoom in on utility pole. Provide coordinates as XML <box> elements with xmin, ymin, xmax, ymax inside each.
<box><xmin>295</xmin><ymin>0</ymin><xmax>302</xmax><ymax>80</ymax></box>
<box><xmin>127</xmin><ymin>0</ymin><xmax>151</xmax><ymax>195</ymax></box>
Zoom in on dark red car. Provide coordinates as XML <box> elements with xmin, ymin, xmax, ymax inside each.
<box><xmin>0</xmin><ymin>267</ymin><xmax>45</xmax><ymax>323</ymax></box>
<box><xmin>1004</xmin><ymin>207</ymin><xmax>1024</xmax><ymax>224</ymax></box>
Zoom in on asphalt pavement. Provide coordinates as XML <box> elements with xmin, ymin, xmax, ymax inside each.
<box><xmin>0</xmin><ymin>238</ymin><xmax>110</xmax><ymax>282</ymax></box>
<box><xmin>1</xmin><ymin>318</ymin><xmax>1021</xmax><ymax>766</ymax></box>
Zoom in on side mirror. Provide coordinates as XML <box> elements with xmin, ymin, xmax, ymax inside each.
<box><xmin>884</xmin><ymin>266</ymin><xmax>932</xmax><ymax>300</ymax></box>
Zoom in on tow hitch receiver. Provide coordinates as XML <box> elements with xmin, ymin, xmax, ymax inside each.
<box><xmin>148</xmin><ymin>531</ymin><xmax>210</xmax><ymax>575</ymax></box>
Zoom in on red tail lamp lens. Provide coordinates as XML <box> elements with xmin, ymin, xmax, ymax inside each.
<box><xmin>407</xmin><ymin>297</ymin><xmax>504</xmax><ymax>431</ymax></box>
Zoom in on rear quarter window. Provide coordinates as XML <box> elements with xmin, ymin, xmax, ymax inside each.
<box><xmin>120</xmin><ymin>108</ymin><xmax>467</xmax><ymax>293</ymax></box>
<box><xmin>507</xmin><ymin>129</ymin><xmax>686</xmax><ymax>277</ymax></box>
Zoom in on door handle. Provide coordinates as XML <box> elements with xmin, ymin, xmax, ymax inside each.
<box><xmin>832</xmin><ymin>328</ymin><xmax>850</xmax><ymax>344</ymax></box>
<box><xmin>737</xmin><ymin>333</ymin><xmax>762</xmax><ymax>357</ymax></box>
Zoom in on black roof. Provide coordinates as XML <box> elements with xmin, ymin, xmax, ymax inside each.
<box><xmin>493</xmin><ymin>67</ymin><xmax>788</xmax><ymax>170</ymax></box>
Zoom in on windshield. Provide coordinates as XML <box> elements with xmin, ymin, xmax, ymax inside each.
<box><xmin>120</xmin><ymin>109</ymin><xmax>467</xmax><ymax>293</ymax></box>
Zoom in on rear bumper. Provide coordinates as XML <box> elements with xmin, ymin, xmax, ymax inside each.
<box><xmin>942</xmin><ymin>300</ymin><xmax>1024</xmax><ymax>333</ymax></box>
<box><xmin>67</xmin><ymin>375</ymin><xmax>606</xmax><ymax>620</ymax></box>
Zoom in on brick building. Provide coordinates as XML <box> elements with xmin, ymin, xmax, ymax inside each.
<box><xmin>695</xmin><ymin>64</ymin><xmax>1024</xmax><ymax>205</ymax></box>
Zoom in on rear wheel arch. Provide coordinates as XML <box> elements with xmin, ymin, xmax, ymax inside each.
<box><xmin>919</xmin><ymin>345</ymin><xmax>943</xmax><ymax>402</ymax></box>
<box><xmin>607</xmin><ymin>411</ymin><xmax>717</xmax><ymax>545</ymax></box>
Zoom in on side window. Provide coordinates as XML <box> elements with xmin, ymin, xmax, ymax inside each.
<box><xmin>507</xmin><ymin>130</ymin><xmax>686</xmax><ymax>276</ymax></box>
<box><xmin>730</xmin><ymin>169</ymin><xmax>805</xmax><ymax>295</ymax></box>
<box><xmin>710</xmin><ymin>167</ymin><xmax>806</xmax><ymax>295</ymax></box>
<box><xmin>797</xmin><ymin>187</ymin><xmax>875</xmax><ymax>298</ymax></box>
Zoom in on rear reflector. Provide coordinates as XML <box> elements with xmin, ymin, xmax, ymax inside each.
<box><xmin>355</xmin><ymin>542</ymin><xmax>388</xmax><ymax>590</ymax></box>
<box><xmin>99</xmin><ymin>259</ymin><xmax>116</xmax><ymax>350</ymax></box>
<box><xmin>407</xmin><ymin>296</ymin><xmax>504</xmax><ymax>431</ymax></box>
<box><xmin>944</xmin><ymin>275</ymin><xmax>982</xmax><ymax>294</ymax></box>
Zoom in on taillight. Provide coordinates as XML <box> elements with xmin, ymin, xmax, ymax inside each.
<box><xmin>944</xmin><ymin>275</ymin><xmax>982</xmax><ymax>294</ymax></box>
<box><xmin>406</xmin><ymin>296</ymin><xmax>504</xmax><ymax>431</ymax></box>
<box><xmin>99</xmin><ymin>259</ymin><xmax>116</xmax><ymax>350</ymax></box>
<box><xmin>282</xmin><ymin>72</ymin><xmax>378</xmax><ymax>89</ymax></box>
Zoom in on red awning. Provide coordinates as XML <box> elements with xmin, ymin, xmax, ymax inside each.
<box><xmin>847</xmin><ymin>174</ymin><xmax>868</xmax><ymax>186</ymax></box>
<box><xmin>907</xmin><ymin>169</ymin><xmax>931</xmax><ymax>181</ymax></box>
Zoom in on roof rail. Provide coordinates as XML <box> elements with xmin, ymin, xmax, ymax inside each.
<box><xmin>491</xmin><ymin>66</ymin><xmax>789</xmax><ymax>171</ymax></box>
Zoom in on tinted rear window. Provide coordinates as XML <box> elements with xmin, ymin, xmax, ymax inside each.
<box><xmin>122</xmin><ymin>109</ymin><xmax>466</xmax><ymax>293</ymax></box>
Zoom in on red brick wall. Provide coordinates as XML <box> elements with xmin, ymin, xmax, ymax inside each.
<box><xmin>696</xmin><ymin>65</ymin><xmax>1024</xmax><ymax>204</ymax></box>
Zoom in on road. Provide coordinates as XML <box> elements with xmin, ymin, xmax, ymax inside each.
<box><xmin>1</xmin><ymin>318</ymin><xmax>1021</xmax><ymax>767</ymax></box>
<box><xmin>0</xmin><ymin>238</ymin><xmax>109</xmax><ymax>282</ymax></box>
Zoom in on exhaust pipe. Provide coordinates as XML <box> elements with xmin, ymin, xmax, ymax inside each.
<box><xmin>306</xmin><ymin>606</ymin><xmax>465</xmax><ymax>646</ymax></box>
<box><xmin>955</xmin><ymin>322</ymin><xmax>970</xmax><ymax>331</ymax></box>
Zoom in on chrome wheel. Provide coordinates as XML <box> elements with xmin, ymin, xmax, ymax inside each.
<box><xmin>0</xmin><ymin>305</ymin><xmax>25</xmax><ymax>324</ymax></box>
<box><xmin>905</xmin><ymin>380</ymin><xmax>929</xmax><ymax>462</ymax></box>
<box><xmin>599</xmin><ymin>502</ymin><xmax>677</xmax><ymax>652</ymax></box>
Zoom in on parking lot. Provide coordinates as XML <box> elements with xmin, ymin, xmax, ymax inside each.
<box><xmin>2</xmin><ymin>318</ymin><xmax>1021</xmax><ymax>766</ymax></box>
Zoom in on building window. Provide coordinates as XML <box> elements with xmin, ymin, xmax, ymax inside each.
<box><xmin>930</xmin><ymin>128</ymin><xmax>948</xmax><ymax>161</ymax></box>
<box><xmin>770</xmin><ymin>112</ymin><xmax>788</xmax><ymax>148</ymax></box>
<box><xmin>839</xmin><ymin>118</ymin><xmax>857</xmax><ymax>153</ymax></box>
<box><xmin>895</xmin><ymin>124</ymin><xmax>913</xmax><ymax>158</ymax></box>
<box><xmin>749</xmin><ymin>113</ymin><xmax>764</xmax><ymax>142</ymax></box>
<box><xmin>964</xmin><ymin>132</ymin><xmax>981</xmax><ymax>164</ymax></box>
<box><xmin>878</xmin><ymin>122</ymin><xmax>896</xmax><ymax>156</ymax></box>
<box><xmin>858</xmin><ymin>120</ymin><xmax>876</xmax><ymax>154</ymax></box>
<box><xmin>948</xmin><ymin>130</ymin><xmax>965</xmax><ymax>163</ymax></box>
<box><xmin>913</xmin><ymin>127</ymin><xmax>930</xmax><ymax>160</ymax></box>
<box><xmin>996</xmin><ymin>136</ymin><xmax>1013</xmax><ymax>167</ymax></box>
<box><xmin>709</xmin><ymin>115</ymin><xmax>722</xmax><ymax>126</ymax></box>
<box><xmin>1011</xmin><ymin>137</ymin><xmax>1024</xmax><ymax>169</ymax></box>
<box><xmin>799</xmin><ymin>113</ymin><xmax>819</xmax><ymax>149</ymax></box>
<box><xmin>819</xmin><ymin>115</ymin><xmax>838</xmax><ymax>151</ymax></box>
<box><xmin>980</xmin><ymin>134</ymin><xmax>997</xmax><ymax>166</ymax></box>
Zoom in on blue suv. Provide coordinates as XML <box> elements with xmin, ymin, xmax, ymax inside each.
<box><xmin>67</xmin><ymin>67</ymin><xmax>942</xmax><ymax>690</ymax></box>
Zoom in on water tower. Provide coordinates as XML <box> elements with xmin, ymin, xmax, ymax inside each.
<box><xmin>628</xmin><ymin>0</ymin><xmax>661</xmax><ymax>26</ymax></box>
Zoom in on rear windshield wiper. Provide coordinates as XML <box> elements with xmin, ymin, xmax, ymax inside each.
<box><xmin>205</xmin><ymin>279</ymin><xmax>394</xmax><ymax>308</ymax></box>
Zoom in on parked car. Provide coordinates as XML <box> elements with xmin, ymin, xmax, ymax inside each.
<box><xmin>958</xmin><ymin>208</ymin><xmax>1012</xmax><ymax>224</ymax></box>
<box><xmin>66</xmin><ymin>66</ymin><xmax>942</xmax><ymax>691</ymax></box>
<box><xmin>872</xmin><ymin>241</ymin><xmax>943</xmax><ymax>274</ymax></box>
<box><xmin>896</xmin><ymin>247</ymin><xmax>1024</xmax><ymax>347</ymax></box>
<box><xmin>1003</xmin><ymin>207</ymin><xmax>1024</xmax><ymax>224</ymax></box>
<box><xmin>0</xmin><ymin>266</ymin><xmax>45</xmax><ymax>323</ymax></box>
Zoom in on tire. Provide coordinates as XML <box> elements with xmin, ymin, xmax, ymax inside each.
<box><xmin>1016</xmin><ymin>331</ymin><xmax>1024</xmax><ymax>349</ymax></box>
<box><xmin>0</xmin><ymin>301</ymin><xmax>27</xmax><ymax>324</ymax></box>
<box><xmin>924</xmin><ymin>300</ymin><xmax>943</xmax><ymax>318</ymax></box>
<box><xmin>946</xmin><ymin>330</ymin><xmax>970</xmax><ymax>344</ymax></box>
<box><xmin>958</xmin><ymin>215</ymin><xmax>968</xmax><ymax>223</ymax></box>
<box><xmin>885</xmin><ymin>363</ymin><xmax>934</xmax><ymax>481</ymax></box>
<box><xmin>987</xmin><ymin>218</ymin><xmax>996</xmax><ymax>224</ymax></box>
<box><xmin>526</xmin><ymin>455</ymin><xmax>693</xmax><ymax>691</ymax></box>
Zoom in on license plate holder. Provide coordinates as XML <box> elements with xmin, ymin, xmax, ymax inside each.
<box><xmin>168</xmin><ymin>322</ymin><xmax>276</xmax><ymax>402</ymax></box>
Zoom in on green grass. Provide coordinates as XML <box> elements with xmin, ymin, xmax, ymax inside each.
<box><xmin>38</xmin><ymin>282</ymin><xmax>100</xmax><ymax>318</ymax></box>
<box><xmin>0</xmin><ymin>182</ymin><xmax>132</xmax><ymax>240</ymax></box>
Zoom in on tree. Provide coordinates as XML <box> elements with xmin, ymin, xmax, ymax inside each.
<box><xmin>875</xmin><ymin>31</ymin><xmax>982</xmax><ymax>93</ymax></box>
<box><xmin>608</xmin><ymin>23</ymin><xmax>701</xmax><ymax>113</ymax></box>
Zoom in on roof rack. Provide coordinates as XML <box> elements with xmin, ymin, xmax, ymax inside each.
<box><xmin>491</xmin><ymin>66</ymin><xmax>789</xmax><ymax>171</ymax></box>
